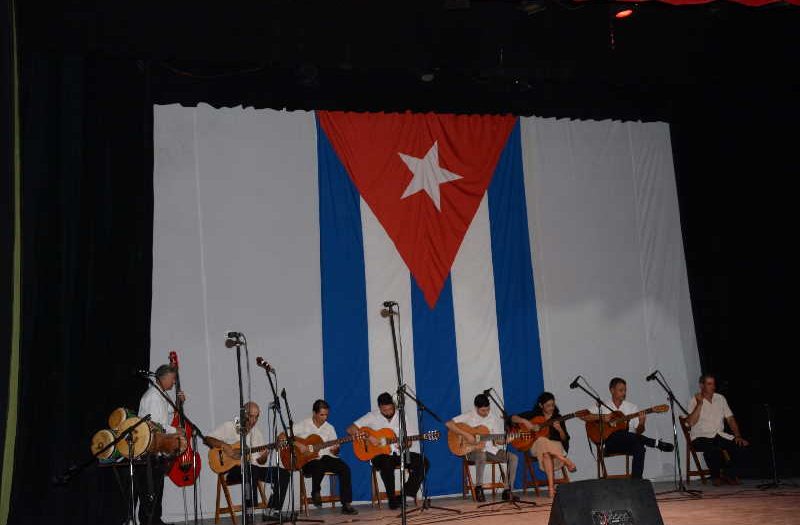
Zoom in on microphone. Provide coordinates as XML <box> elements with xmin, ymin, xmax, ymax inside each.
<box><xmin>382</xmin><ymin>301</ymin><xmax>397</xmax><ymax>307</ymax></box>
<box><xmin>280</xmin><ymin>388</ymin><xmax>287</xmax><ymax>400</ymax></box>
<box><xmin>224</xmin><ymin>331</ymin><xmax>243</xmax><ymax>348</ymax></box>
<box><xmin>482</xmin><ymin>388</ymin><xmax>492</xmax><ymax>396</ymax></box>
<box><xmin>569</xmin><ymin>376</ymin><xmax>581</xmax><ymax>389</ymax></box>
<box><xmin>380</xmin><ymin>308</ymin><xmax>398</xmax><ymax>318</ymax></box>
<box><xmin>645</xmin><ymin>370</ymin><xmax>659</xmax><ymax>382</ymax></box>
<box><xmin>255</xmin><ymin>357</ymin><xmax>276</xmax><ymax>374</ymax></box>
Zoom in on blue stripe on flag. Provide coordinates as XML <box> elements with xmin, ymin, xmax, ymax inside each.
<box><xmin>410</xmin><ymin>275</ymin><xmax>462</xmax><ymax>496</ymax></box>
<box><xmin>487</xmin><ymin>120</ymin><xmax>545</xmax><ymax>486</ymax></box>
<box><xmin>317</xmin><ymin>123</ymin><xmax>373</xmax><ymax>501</ymax></box>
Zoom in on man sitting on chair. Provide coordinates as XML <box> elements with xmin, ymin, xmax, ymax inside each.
<box><xmin>347</xmin><ymin>392</ymin><xmax>429</xmax><ymax>510</ymax></box>
<box><xmin>581</xmin><ymin>377</ymin><xmax>673</xmax><ymax>479</ymax></box>
<box><xmin>446</xmin><ymin>393</ymin><xmax>518</xmax><ymax>502</ymax></box>
<box><xmin>686</xmin><ymin>373</ymin><xmax>749</xmax><ymax>486</ymax></box>
<box><xmin>204</xmin><ymin>402</ymin><xmax>290</xmax><ymax>515</ymax></box>
<box><xmin>294</xmin><ymin>399</ymin><xmax>358</xmax><ymax>514</ymax></box>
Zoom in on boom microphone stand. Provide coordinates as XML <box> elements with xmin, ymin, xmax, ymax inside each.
<box><xmin>570</xmin><ymin>376</ymin><xmax>615</xmax><ymax>479</ymax></box>
<box><xmin>757</xmin><ymin>403</ymin><xmax>797</xmax><ymax>490</ymax></box>
<box><xmin>400</xmin><ymin>385</ymin><xmax>460</xmax><ymax>516</ymax></box>
<box><xmin>226</xmin><ymin>332</ymin><xmax>254</xmax><ymax>524</ymax></box>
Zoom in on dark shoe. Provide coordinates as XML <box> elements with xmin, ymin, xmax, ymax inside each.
<box><xmin>711</xmin><ymin>478</ymin><xmax>723</xmax><ymax>487</ymax></box>
<box><xmin>311</xmin><ymin>490</ymin><xmax>322</xmax><ymax>507</ymax></box>
<box><xmin>721</xmin><ymin>474</ymin><xmax>741</xmax><ymax>485</ymax></box>
<box><xmin>656</xmin><ymin>440</ymin><xmax>675</xmax><ymax>453</ymax></box>
<box><xmin>388</xmin><ymin>497</ymin><xmax>401</xmax><ymax>510</ymax></box>
<box><xmin>501</xmin><ymin>489</ymin><xmax>519</xmax><ymax>502</ymax></box>
<box><xmin>341</xmin><ymin>503</ymin><xmax>359</xmax><ymax>515</ymax></box>
<box><xmin>474</xmin><ymin>485</ymin><xmax>486</xmax><ymax>502</ymax></box>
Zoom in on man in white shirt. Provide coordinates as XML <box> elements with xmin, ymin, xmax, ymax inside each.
<box><xmin>136</xmin><ymin>363</ymin><xmax>186</xmax><ymax>525</ymax></box>
<box><xmin>446</xmin><ymin>394</ymin><xmax>518</xmax><ymax>502</ymax></box>
<box><xmin>582</xmin><ymin>377</ymin><xmax>673</xmax><ymax>479</ymax></box>
<box><xmin>686</xmin><ymin>374</ymin><xmax>749</xmax><ymax>485</ymax></box>
<box><xmin>347</xmin><ymin>392</ymin><xmax>429</xmax><ymax>510</ymax></box>
<box><xmin>204</xmin><ymin>402</ymin><xmax>290</xmax><ymax>514</ymax></box>
<box><xmin>293</xmin><ymin>400</ymin><xmax>357</xmax><ymax>515</ymax></box>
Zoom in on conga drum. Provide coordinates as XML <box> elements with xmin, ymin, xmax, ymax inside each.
<box><xmin>108</xmin><ymin>407</ymin><xmax>137</xmax><ymax>431</ymax></box>
<box><xmin>90</xmin><ymin>429</ymin><xmax>120</xmax><ymax>461</ymax></box>
<box><xmin>116</xmin><ymin>417</ymin><xmax>153</xmax><ymax>459</ymax></box>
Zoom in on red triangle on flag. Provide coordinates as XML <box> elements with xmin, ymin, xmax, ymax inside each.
<box><xmin>318</xmin><ymin>111</ymin><xmax>516</xmax><ymax>308</ymax></box>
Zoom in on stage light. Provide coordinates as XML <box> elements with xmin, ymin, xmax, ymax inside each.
<box><xmin>615</xmin><ymin>8</ymin><xmax>634</xmax><ymax>18</ymax></box>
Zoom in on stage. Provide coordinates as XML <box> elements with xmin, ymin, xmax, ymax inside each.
<box><xmin>194</xmin><ymin>479</ymin><xmax>800</xmax><ymax>525</ymax></box>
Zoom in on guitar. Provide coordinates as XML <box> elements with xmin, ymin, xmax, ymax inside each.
<box><xmin>447</xmin><ymin>423</ymin><xmax>532</xmax><ymax>457</ymax></box>
<box><xmin>585</xmin><ymin>404</ymin><xmax>670</xmax><ymax>444</ymax></box>
<box><xmin>167</xmin><ymin>351</ymin><xmax>202</xmax><ymax>486</ymax></box>
<box><xmin>207</xmin><ymin>441</ymin><xmax>286</xmax><ymax>474</ymax></box>
<box><xmin>352</xmin><ymin>427</ymin><xmax>441</xmax><ymax>462</ymax></box>
<box><xmin>278</xmin><ymin>432</ymin><xmax>364</xmax><ymax>471</ymax></box>
<box><xmin>510</xmin><ymin>409</ymin><xmax>591</xmax><ymax>452</ymax></box>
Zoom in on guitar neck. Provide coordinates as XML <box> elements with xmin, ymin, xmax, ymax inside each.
<box><xmin>245</xmin><ymin>443</ymin><xmax>277</xmax><ymax>454</ymax></box>
<box><xmin>317</xmin><ymin>435</ymin><xmax>355</xmax><ymax>449</ymax></box>
<box><xmin>388</xmin><ymin>433</ymin><xmax>426</xmax><ymax>444</ymax></box>
<box><xmin>610</xmin><ymin>407</ymin><xmax>659</xmax><ymax>425</ymax></box>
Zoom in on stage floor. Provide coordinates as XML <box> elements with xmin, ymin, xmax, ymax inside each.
<box><xmin>196</xmin><ymin>479</ymin><xmax>800</xmax><ymax>525</ymax></box>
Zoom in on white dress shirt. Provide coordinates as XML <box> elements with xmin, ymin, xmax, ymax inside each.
<box><xmin>354</xmin><ymin>408</ymin><xmax>420</xmax><ymax>453</ymax></box>
<box><xmin>452</xmin><ymin>409</ymin><xmax>505</xmax><ymax>454</ymax></box>
<box><xmin>209</xmin><ymin>420</ymin><xmax>270</xmax><ymax>467</ymax></box>
<box><xmin>294</xmin><ymin>417</ymin><xmax>339</xmax><ymax>458</ymax></box>
<box><xmin>138</xmin><ymin>385</ymin><xmax>176</xmax><ymax>434</ymax></box>
<box><xmin>687</xmin><ymin>393</ymin><xmax>734</xmax><ymax>441</ymax></box>
<box><xmin>589</xmin><ymin>399</ymin><xmax>640</xmax><ymax>432</ymax></box>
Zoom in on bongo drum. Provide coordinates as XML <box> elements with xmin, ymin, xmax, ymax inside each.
<box><xmin>116</xmin><ymin>417</ymin><xmax>153</xmax><ymax>459</ymax></box>
<box><xmin>90</xmin><ymin>429</ymin><xmax>120</xmax><ymax>460</ymax></box>
<box><xmin>107</xmin><ymin>407</ymin><xmax>137</xmax><ymax>431</ymax></box>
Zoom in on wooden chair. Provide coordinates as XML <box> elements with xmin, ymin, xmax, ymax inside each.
<box><xmin>215</xmin><ymin>473</ymin><xmax>270</xmax><ymax>525</ymax></box>
<box><xmin>591</xmin><ymin>440</ymin><xmax>632</xmax><ymax>479</ymax></box>
<box><xmin>461</xmin><ymin>456</ymin><xmax>506</xmax><ymax>501</ymax></box>
<box><xmin>521</xmin><ymin>453</ymin><xmax>570</xmax><ymax>497</ymax></box>
<box><xmin>370</xmin><ymin>465</ymin><xmax>418</xmax><ymax>509</ymax></box>
<box><xmin>299</xmin><ymin>471</ymin><xmax>340</xmax><ymax>516</ymax></box>
<box><xmin>679</xmin><ymin>416</ymin><xmax>730</xmax><ymax>485</ymax></box>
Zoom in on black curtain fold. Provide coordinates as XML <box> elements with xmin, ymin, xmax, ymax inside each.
<box><xmin>7</xmin><ymin>53</ymin><xmax>153</xmax><ymax>524</ymax></box>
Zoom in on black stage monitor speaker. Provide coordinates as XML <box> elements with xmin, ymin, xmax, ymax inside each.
<box><xmin>548</xmin><ymin>479</ymin><xmax>664</xmax><ymax>525</ymax></box>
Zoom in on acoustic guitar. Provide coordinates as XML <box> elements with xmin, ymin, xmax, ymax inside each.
<box><xmin>585</xmin><ymin>404</ymin><xmax>669</xmax><ymax>444</ymax></box>
<box><xmin>510</xmin><ymin>409</ymin><xmax>590</xmax><ymax>452</ymax></box>
<box><xmin>278</xmin><ymin>432</ymin><xmax>364</xmax><ymax>471</ymax></box>
<box><xmin>447</xmin><ymin>423</ymin><xmax>532</xmax><ymax>457</ymax></box>
<box><xmin>207</xmin><ymin>441</ymin><xmax>285</xmax><ymax>474</ymax></box>
<box><xmin>352</xmin><ymin>427</ymin><xmax>441</xmax><ymax>462</ymax></box>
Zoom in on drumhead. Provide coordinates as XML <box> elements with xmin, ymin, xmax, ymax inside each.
<box><xmin>116</xmin><ymin>417</ymin><xmax>152</xmax><ymax>458</ymax></box>
<box><xmin>90</xmin><ymin>429</ymin><xmax>117</xmax><ymax>460</ymax></box>
<box><xmin>108</xmin><ymin>407</ymin><xmax>136</xmax><ymax>430</ymax></box>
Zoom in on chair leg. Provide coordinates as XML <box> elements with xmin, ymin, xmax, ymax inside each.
<box><xmin>300</xmin><ymin>477</ymin><xmax>309</xmax><ymax>517</ymax></box>
<box><xmin>371</xmin><ymin>469</ymin><xmax>381</xmax><ymax>509</ymax></box>
<box><xmin>215</xmin><ymin>476</ymin><xmax>223</xmax><ymax>524</ymax></box>
<box><xmin>221</xmin><ymin>478</ymin><xmax>237</xmax><ymax>525</ymax></box>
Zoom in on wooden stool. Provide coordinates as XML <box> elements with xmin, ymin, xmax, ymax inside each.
<box><xmin>215</xmin><ymin>473</ymin><xmax>269</xmax><ymax>525</ymax></box>
<box><xmin>461</xmin><ymin>456</ymin><xmax>506</xmax><ymax>501</ymax></box>
<box><xmin>521</xmin><ymin>454</ymin><xmax>570</xmax><ymax>497</ymax></box>
<box><xmin>299</xmin><ymin>471</ymin><xmax>340</xmax><ymax>516</ymax></box>
<box><xmin>370</xmin><ymin>465</ymin><xmax>418</xmax><ymax>509</ymax></box>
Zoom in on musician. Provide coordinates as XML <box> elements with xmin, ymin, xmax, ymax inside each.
<box><xmin>294</xmin><ymin>400</ymin><xmax>358</xmax><ymax>515</ymax></box>
<box><xmin>204</xmin><ymin>402</ymin><xmax>290</xmax><ymax>514</ymax></box>
<box><xmin>511</xmin><ymin>392</ymin><xmax>575</xmax><ymax>498</ymax></box>
<box><xmin>347</xmin><ymin>392</ymin><xmax>429</xmax><ymax>510</ymax></box>
<box><xmin>581</xmin><ymin>377</ymin><xmax>673</xmax><ymax>479</ymax></box>
<box><xmin>136</xmin><ymin>364</ymin><xmax>186</xmax><ymax>525</ymax></box>
<box><xmin>446</xmin><ymin>393</ymin><xmax>518</xmax><ymax>502</ymax></box>
<box><xmin>686</xmin><ymin>374</ymin><xmax>748</xmax><ymax>485</ymax></box>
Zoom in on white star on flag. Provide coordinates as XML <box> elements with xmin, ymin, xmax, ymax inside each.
<box><xmin>398</xmin><ymin>141</ymin><xmax>463</xmax><ymax>211</ymax></box>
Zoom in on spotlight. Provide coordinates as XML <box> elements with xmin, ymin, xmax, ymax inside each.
<box><xmin>612</xmin><ymin>5</ymin><xmax>636</xmax><ymax>19</ymax></box>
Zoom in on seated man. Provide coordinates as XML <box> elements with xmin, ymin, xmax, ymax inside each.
<box><xmin>347</xmin><ymin>392</ymin><xmax>429</xmax><ymax>510</ymax></box>
<box><xmin>582</xmin><ymin>377</ymin><xmax>673</xmax><ymax>479</ymax></box>
<box><xmin>447</xmin><ymin>393</ymin><xmax>518</xmax><ymax>502</ymax></box>
<box><xmin>687</xmin><ymin>373</ymin><xmax>749</xmax><ymax>485</ymax></box>
<box><xmin>204</xmin><ymin>402</ymin><xmax>290</xmax><ymax>516</ymax></box>
<box><xmin>293</xmin><ymin>399</ymin><xmax>358</xmax><ymax>515</ymax></box>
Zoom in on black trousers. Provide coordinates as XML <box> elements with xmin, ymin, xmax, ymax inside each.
<box><xmin>135</xmin><ymin>455</ymin><xmax>168</xmax><ymax>525</ymax></box>
<box><xmin>302</xmin><ymin>455</ymin><xmax>353</xmax><ymax>503</ymax></box>
<box><xmin>691</xmin><ymin>435</ymin><xmax>742</xmax><ymax>479</ymax></box>
<box><xmin>603</xmin><ymin>431</ymin><xmax>656</xmax><ymax>479</ymax></box>
<box><xmin>227</xmin><ymin>464</ymin><xmax>291</xmax><ymax>510</ymax></box>
<box><xmin>372</xmin><ymin>452</ymin><xmax>429</xmax><ymax>500</ymax></box>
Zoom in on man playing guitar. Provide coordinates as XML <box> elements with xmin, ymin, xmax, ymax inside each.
<box><xmin>581</xmin><ymin>377</ymin><xmax>673</xmax><ymax>479</ymax></box>
<box><xmin>446</xmin><ymin>394</ymin><xmax>518</xmax><ymax>502</ymax></box>
<box><xmin>347</xmin><ymin>392</ymin><xmax>429</xmax><ymax>510</ymax></box>
<box><xmin>204</xmin><ymin>402</ymin><xmax>290</xmax><ymax>515</ymax></box>
<box><xmin>293</xmin><ymin>400</ymin><xmax>358</xmax><ymax>515</ymax></box>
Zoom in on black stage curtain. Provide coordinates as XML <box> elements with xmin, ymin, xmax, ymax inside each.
<box><xmin>7</xmin><ymin>53</ymin><xmax>153</xmax><ymax>524</ymax></box>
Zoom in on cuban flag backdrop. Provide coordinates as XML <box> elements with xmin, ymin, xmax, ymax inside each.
<box><xmin>151</xmin><ymin>105</ymin><xmax>700</xmax><ymax>519</ymax></box>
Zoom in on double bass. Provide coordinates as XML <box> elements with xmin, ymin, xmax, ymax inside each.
<box><xmin>167</xmin><ymin>350</ymin><xmax>202</xmax><ymax>486</ymax></box>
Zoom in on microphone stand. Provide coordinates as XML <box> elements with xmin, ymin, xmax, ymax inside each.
<box><xmin>479</xmin><ymin>389</ymin><xmax>536</xmax><ymax>509</ymax></box>
<box><xmin>385</xmin><ymin>303</ymin><xmax>409</xmax><ymax>525</ymax></box>
<box><xmin>649</xmin><ymin>371</ymin><xmax>702</xmax><ymax>498</ymax></box>
<box><xmin>227</xmin><ymin>335</ymin><xmax>254</xmax><ymax>524</ymax></box>
<box><xmin>572</xmin><ymin>378</ymin><xmax>615</xmax><ymax>479</ymax></box>
<box><xmin>757</xmin><ymin>403</ymin><xmax>797</xmax><ymax>490</ymax></box>
<box><xmin>399</xmin><ymin>386</ymin><xmax>460</xmax><ymax>516</ymax></box>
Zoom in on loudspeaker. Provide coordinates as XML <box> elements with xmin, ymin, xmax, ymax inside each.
<box><xmin>548</xmin><ymin>479</ymin><xmax>664</xmax><ymax>525</ymax></box>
